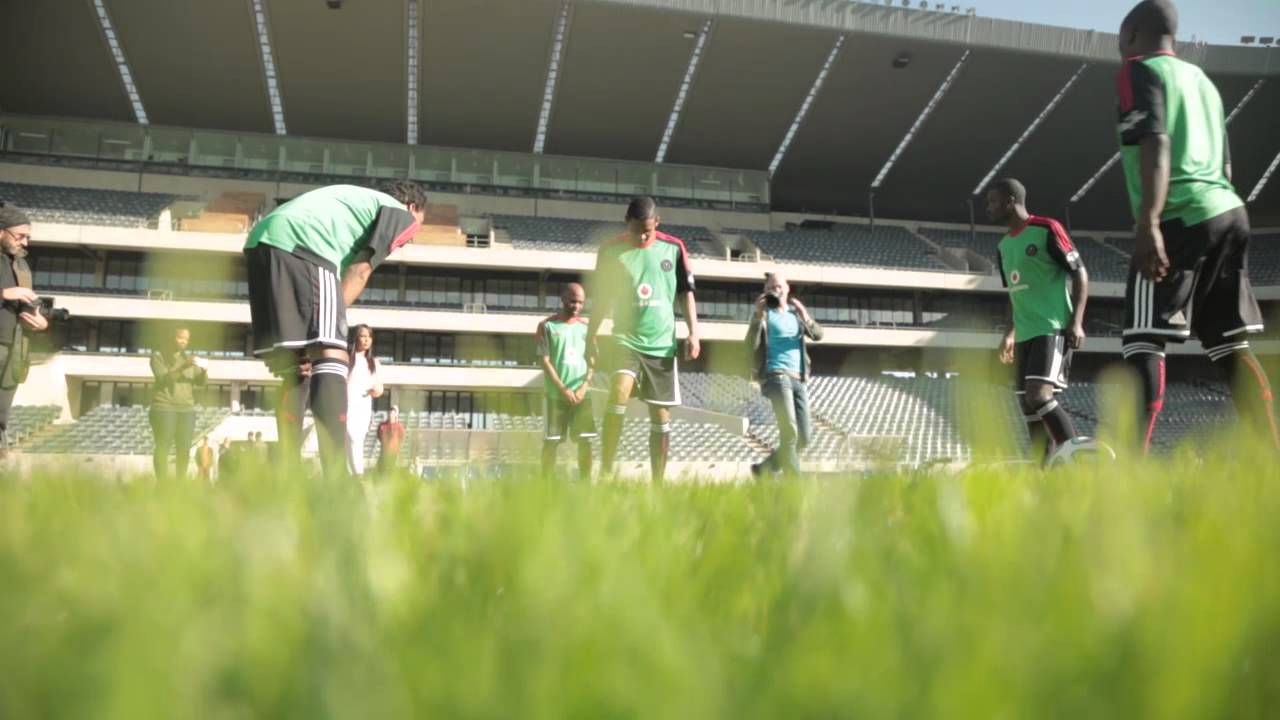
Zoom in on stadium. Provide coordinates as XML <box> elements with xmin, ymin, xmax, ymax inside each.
<box><xmin>2</xmin><ymin>0</ymin><xmax>1280</xmax><ymax>715</ymax></box>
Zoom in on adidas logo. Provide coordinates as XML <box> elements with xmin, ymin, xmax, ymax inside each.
<box><xmin>1167</xmin><ymin>310</ymin><xmax>1188</xmax><ymax>326</ymax></box>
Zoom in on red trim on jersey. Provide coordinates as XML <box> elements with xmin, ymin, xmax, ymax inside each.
<box><xmin>1117</xmin><ymin>62</ymin><xmax>1136</xmax><ymax>112</ymax></box>
<box><xmin>390</xmin><ymin>220</ymin><xmax>420</xmax><ymax>254</ymax></box>
<box><xmin>1008</xmin><ymin>218</ymin><xmax>1032</xmax><ymax>238</ymax></box>
<box><xmin>654</xmin><ymin>230</ymin><xmax>692</xmax><ymax>267</ymax></box>
<box><xmin>1028</xmin><ymin>215</ymin><xmax>1076</xmax><ymax>253</ymax></box>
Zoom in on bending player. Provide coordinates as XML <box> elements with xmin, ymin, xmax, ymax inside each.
<box><xmin>587</xmin><ymin>197</ymin><xmax>700</xmax><ymax>483</ymax></box>
<box><xmin>1116</xmin><ymin>0</ymin><xmax>1277</xmax><ymax>452</ymax></box>
<box><xmin>244</xmin><ymin>181</ymin><xmax>425</xmax><ymax>476</ymax></box>
<box><xmin>988</xmin><ymin>178</ymin><xmax>1090</xmax><ymax>464</ymax></box>
<box><xmin>537</xmin><ymin>283</ymin><xmax>596</xmax><ymax>480</ymax></box>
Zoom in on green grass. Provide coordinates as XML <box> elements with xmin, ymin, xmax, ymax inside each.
<box><xmin>2</xmin><ymin>445</ymin><xmax>1279</xmax><ymax>719</ymax></box>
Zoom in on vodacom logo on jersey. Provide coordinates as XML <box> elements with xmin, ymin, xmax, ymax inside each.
<box><xmin>636</xmin><ymin>283</ymin><xmax>657</xmax><ymax>307</ymax></box>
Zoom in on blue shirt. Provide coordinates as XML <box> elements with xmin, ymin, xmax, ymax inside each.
<box><xmin>765</xmin><ymin>307</ymin><xmax>803</xmax><ymax>375</ymax></box>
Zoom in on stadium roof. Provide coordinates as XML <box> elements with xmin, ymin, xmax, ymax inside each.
<box><xmin>1</xmin><ymin>0</ymin><xmax>1277</xmax><ymax>228</ymax></box>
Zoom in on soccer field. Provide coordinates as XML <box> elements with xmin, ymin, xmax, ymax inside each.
<box><xmin>2</xmin><ymin>449</ymin><xmax>1278</xmax><ymax>718</ymax></box>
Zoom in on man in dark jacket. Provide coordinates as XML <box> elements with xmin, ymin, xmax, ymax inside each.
<box><xmin>149</xmin><ymin>327</ymin><xmax>208</xmax><ymax>479</ymax></box>
<box><xmin>0</xmin><ymin>206</ymin><xmax>49</xmax><ymax>454</ymax></box>
<box><xmin>746</xmin><ymin>272</ymin><xmax>823</xmax><ymax>478</ymax></box>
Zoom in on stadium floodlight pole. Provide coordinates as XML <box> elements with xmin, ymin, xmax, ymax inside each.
<box><xmin>250</xmin><ymin>0</ymin><xmax>287</xmax><ymax>135</ymax></box>
<box><xmin>533</xmin><ymin>1</ymin><xmax>573</xmax><ymax>155</ymax></box>
<box><xmin>90</xmin><ymin>0</ymin><xmax>148</xmax><ymax>125</ymax></box>
<box><xmin>970</xmin><ymin>63</ymin><xmax>1088</xmax><ymax>197</ymax></box>
<box><xmin>767</xmin><ymin>34</ymin><xmax>846</xmax><ymax>177</ymax></box>
<box><xmin>1247</xmin><ymin>150</ymin><xmax>1280</xmax><ymax>203</ymax></box>
<box><xmin>870</xmin><ymin>50</ymin><xmax>970</xmax><ymax>191</ymax></box>
<box><xmin>1070</xmin><ymin>77</ymin><xmax>1265</xmax><ymax>207</ymax></box>
<box><xmin>655</xmin><ymin>19</ymin><xmax>714</xmax><ymax>164</ymax></box>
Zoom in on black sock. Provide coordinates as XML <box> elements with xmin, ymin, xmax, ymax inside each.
<box><xmin>649</xmin><ymin>421</ymin><xmax>670</xmax><ymax>484</ymax></box>
<box><xmin>1212</xmin><ymin>348</ymin><xmax>1280</xmax><ymax>449</ymax></box>
<box><xmin>1126</xmin><ymin>350</ymin><xmax>1165</xmax><ymax>454</ymax></box>
<box><xmin>310</xmin><ymin>358</ymin><xmax>349</xmax><ymax>479</ymax></box>
<box><xmin>1033</xmin><ymin>398</ymin><xmax>1077</xmax><ymax>447</ymax></box>
<box><xmin>1025</xmin><ymin>416</ymin><xmax>1050</xmax><ymax>459</ymax></box>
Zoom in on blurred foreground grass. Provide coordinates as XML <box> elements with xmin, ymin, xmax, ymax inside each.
<box><xmin>2</xmin><ymin>445</ymin><xmax>1279</xmax><ymax>719</ymax></box>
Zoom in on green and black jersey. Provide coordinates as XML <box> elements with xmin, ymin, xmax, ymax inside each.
<box><xmin>593</xmin><ymin>231</ymin><xmax>695</xmax><ymax>358</ymax></box>
<box><xmin>244</xmin><ymin>185</ymin><xmax>420</xmax><ymax>272</ymax></box>
<box><xmin>1116</xmin><ymin>51</ymin><xmax>1242</xmax><ymax>227</ymax></box>
<box><xmin>536</xmin><ymin>314</ymin><xmax>590</xmax><ymax>397</ymax></box>
<box><xmin>998</xmin><ymin>216</ymin><xmax>1082</xmax><ymax>343</ymax></box>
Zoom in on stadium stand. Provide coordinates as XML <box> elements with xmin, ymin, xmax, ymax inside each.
<box><xmin>4</xmin><ymin>405</ymin><xmax>61</xmax><ymax>448</ymax></box>
<box><xmin>0</xmin><ymin>181</ymin><xmax>179</xmax><ymax>229</ymax></box>
<box><xmin>734</xmin><ymin>225</ymin><xmax>950</xmax><ymax>271</ymax></box>
<box><xmin>1251</xmin><ymin>233</ymin><xmax>1280</xmax><ymax>285</ymax></box>
<box><xmin>28</xmin><ymin>405</ymin><xmax>228</xmax><ymax>455</ymax></box>
<box><xmin>493</xmin><ymin>215</ymin><xmax>719</xmax><ymax>257</ymax></box>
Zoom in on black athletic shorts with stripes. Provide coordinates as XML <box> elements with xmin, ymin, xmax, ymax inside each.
<box><xmin>1123</xmin><ymin>206</ymin><xmax>1264</xmax><ymax>361</ymax></box>
<box><xmin>1015</xmin><ymin>333</ymin><xmax>1072</xmax><ymax>395</ymax></box>
<box><xmin>245</xmin><ymin>244</ymin><xmax>348</xmax><ymax>361</ymax></box>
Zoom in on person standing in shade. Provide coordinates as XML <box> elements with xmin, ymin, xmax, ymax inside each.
<box><xmin>747</xmin><ymin>272</ymin><xmax>823</xmax><ymax>479</ymax></box>
<box><xmin>149</xmin><ymin>327</ymin><xmax>207</xmax><ymax>479</ymax></box>
<box><xmin>0</xmin><ymin>206</ymin><xmax>50</xmax><ymax>456</ymax></box>
<box><xmin>377</xmin><ymin>405</ymin><xmax>405</xmax><ymax>475</ymax></box>
<box><xmin>345</xmin><ymin>324</ymin><xmax>384</xmax><ymax>477</ymax></box>
<box><xmin>537</xmin><ymin>283</ymin><xmax>596</xmax><ymax>480</ymax></box>
<box><xmin>195</xmin><ymin>436</ymin><xmax>215</xmax><ymax>483</ymax></box>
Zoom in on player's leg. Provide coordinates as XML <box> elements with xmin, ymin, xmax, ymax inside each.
<box><xmin>1023</xmin><ymin>380</ymin><xmax>1075</xmax><ymax>463</ymax></box>
<box><xmin>572</xmin><ymin>401</ymin><xmax>596</xmax><ymax>480</ymax></box>
<box><xmin>173</xmin><ymin>411</ymin><xmax>196</xmax><ymax>479</ymax></box>
<box><xmin>267</xmin><ymin>350</ymin><xmax>308</xmax><ymax>464</ymax></box>
<box><xmin>648</xmin><ymin>404</ymin><xmax>672</xmax><ymax>484</ymax></box>
<box><xmin>246</xmin><ymin>245</ymin><xmax>310</xmax><ymax>470</ymax></box>
<box><xmin>1022</xmin><ymin>335</ymin><xmax>1077</xmax><ymax>462</ymax></box>
<box><xmin>576</xmin><ymin>437</ymin><xmax>593</xmax><ymax>480</ymax></box>
<box><xmin>148</xmin><ymin>406</ymin><xmax>174</xmax><ymax>480</ymax></box>
<box><xmin>1014</xmin><ymin>339</ymin><xmax>1047</xmax><ymax>459</ymax></box>
<box><xmin>308</xmin><ymin>346</ymin><xmax>350</xmax><ymax>480</ymax></box>
<box><xmin>1123</xmin><ymin>255</ymin><xmax>1184</xmax><ymax>454</ymax></box>
<box><xmin>1195</xmin><ymin>208</ymin><xmax>1278</xmax><ymax>449</ymax></box>
<box><xmin>541</xmin><ymin>396</ymin><xmax>565</xmax><ymax>480</ymax></box>
<box><xmin>600</xmin><ymin>371</ymin><xmax>636</xmax><ymax>478</ymax></box>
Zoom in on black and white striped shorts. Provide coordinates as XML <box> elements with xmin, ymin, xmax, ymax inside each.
<box><xmin>245</xmin><ymin>244</ymin><xmax>348</xmax><ymax>358</ymax></box>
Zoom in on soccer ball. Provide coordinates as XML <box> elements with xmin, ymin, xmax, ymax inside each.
<box><xmin>1047</xmin><ymin>437</ymin><xmax>1117</xmax><ymax>467</ymax></box>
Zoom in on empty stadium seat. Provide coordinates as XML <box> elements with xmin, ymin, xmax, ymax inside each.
<box><xmin>734</xmin><ymin>225</ymin><xmax>949</xmax><ymax>271</ymax></box>
<box><xmin>0</xmin><ymin>182</ymin><xmax>180</xmax><ymax>229</ymax></box>
<box><xmin>493</xmin><ymin>215</ymin><xmax>719</xmax><ymax>257</ymax></box>
<box><xmin>921</xmin><ymin>227</ymin><xmax>1130</xmax><ymax>283</ymax></box>
<box><xmin>27</xmin><ymin>405</ymin><xmax>228</xmax><ymax>455</ymax></box>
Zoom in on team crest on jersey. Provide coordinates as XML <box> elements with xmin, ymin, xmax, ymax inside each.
<box><xmin>660</xmin><ymin>259</ymin><xmax>673</xmax><ymax>272</ymax></box>
<box><xmin>1025</xmin><ymin>245</ymin><xmax>1039</xmax><ymax>257</ymax></box>
<box><xmin>637</xmin><ymin>283</ymin><xmax>654</xmax><ymax>299</ymax></box>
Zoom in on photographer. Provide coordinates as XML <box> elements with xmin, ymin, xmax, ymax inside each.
<box><xmin>0</xmin><ymin>206</ymin><xmax>49</xmax><ymax>454</ymax></box>
<box><xmin>149</xmin><ymin>327</ymin><xmax>207</xmax><ymax>479</ymax></box>
<box><xmin>746</xmin><ymin>272</ymin><xmax>823</xmax><ymax>479</ymax></box>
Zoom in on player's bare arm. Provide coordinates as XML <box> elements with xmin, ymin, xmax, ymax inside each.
<box><xmin>1068</xmin><ymin>265</ymin><xmax>1089</xmax><ymax>350</ymax></box>
<box><xmin>541</xmin><ymin>355</ymin><xmax>579</xmax><ymax>406</ymax></box>
<box><xmin>1136</xmin><ymin>133</ymin><xmax>1171</xmax><ymax>282</ymax></box>
<box><xmin>682</xmin><ymin>291</ymin><xmax>700</xmax><ymax>361</ymax></box>
<box><xmin>341</xmin><ymin>259</ymin><xmax>375</xmax><ymax>307</ymax></box>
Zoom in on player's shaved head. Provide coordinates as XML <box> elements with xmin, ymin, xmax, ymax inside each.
<box><xmin>562</xmin><ymin>282</ymin><xmax>585</xmax><ymax>300</ymax></box>
<box><xmin>625</xmin><ymin>196</ymin><xmax>658</xmax><ymax>221</ymax></box>
<box><xmin>1122</xmin><ymin>0</ymin><xmax>1178</xmax><ymax>39</ymax></box>
<box><xmin>990</xmin><ymin>178</ymin><xmax>1027</xmax><ymax>206</ymax></box>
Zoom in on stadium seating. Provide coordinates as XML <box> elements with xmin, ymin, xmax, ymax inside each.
<box><xmin>493</xmin><ymin>215</ymin><xmax>719</xmax><ymax>257</ymax></box>
<box><xmin>1251</xmin><ymin>233</ymin><xmax>1280</xmax><ymax>285</ymax></box>
<box><xmin>921</xmin><ymin>227</ymin><xmax>1131</xmax><ymax>283</ymax></box>
<box><xmin>4</xmin><ymin>405</ymin><xmax>61</xmax><ymax>447</ymax></box>
<box><xmin>0</xmin><ymin>182</ymin><xmax>179</xmax><ymax>229</ymax></box>
<box><xmin>28</xmin><ymin>405</ymin><xmax>228</xmax><ymax>455</ymax></box>
<box><xmin>734</xmin><ymin>225</ymin><xmax>950</xmax><ymax>271</ymax></box>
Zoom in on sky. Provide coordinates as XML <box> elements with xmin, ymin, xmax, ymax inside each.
<box><xmin>971</xmin><ymin>0</ymin><xmax>1280</xmax><ymax>45</ymax></box>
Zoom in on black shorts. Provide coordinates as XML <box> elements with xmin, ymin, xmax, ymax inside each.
<box><xmin>1015</xmin><ymin>333</ymin><xmax>1072</xmax><ymax>392</ymax></box>
<box><xmin>608</xmin><ymin>344</ymin><xmax>681</xmax><ymax>406</ymax></box>
<box><xmin>1123</xmin><ymin>206</ymin><xmax>1264</xmax><ymax>360</ymax></box>
<box><xmin>245</xmin><ymin>244</ymin><xmax>348</xmax><ymax>358</ymax></box>
<box><xmin>543</xmin><ymin>395</ymin><xmax>597</xmax><ymax>442</ymax></box>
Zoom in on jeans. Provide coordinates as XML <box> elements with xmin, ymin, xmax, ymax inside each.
<box><xmin>763</xmin><ymin>374</ymin><xmax>811</xmax><ymax>477</ymax></box>
<box><xmin>150</xmin><ymin>407</ymin><xmax>196</xmax><ymax>480</ymax></box>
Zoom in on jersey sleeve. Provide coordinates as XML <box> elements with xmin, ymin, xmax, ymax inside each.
<box><xmin>1117</xmin><ymin>60</ymin><xmax>1167</xmax><ymax>146</ymax></box>
<box><xmin>1042</xmin><ymin>220</ymin><xmax>1083</xmax><ymax>272</ymax></box>
<box><xmin>363</xmin><ymin>206</ymin><xmax>420</xmax><ymax>269</ymax></box>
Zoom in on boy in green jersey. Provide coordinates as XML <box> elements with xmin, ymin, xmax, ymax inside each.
<box><xmin>1117</xmin><ymin>0</ymin><xmax>1276</xmax><ymax>452</ymax></box>
<box><xmin>587</xmin><ymin>197</ymin><xmax>701</xmax><ymax>483</ymax></box>
<box><xmin>537</xmin><ymin>283</ymin><xmax>596</xmax><ymax>480</ymax></box>
<box><xmin>244</xmin><ymin>181</ymin><xmax>426</xmax><ymax>476</ymax></box>
<box><xmin>988</xmin><ymin>178</ymin><xmax>1090</xmax><ymax>463</ymax></box>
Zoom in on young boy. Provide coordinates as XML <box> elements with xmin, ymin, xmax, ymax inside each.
<box><xmin>537</xmin><ymin>283</ymin><xmax>595</xmax><ymax>480</ymax></box>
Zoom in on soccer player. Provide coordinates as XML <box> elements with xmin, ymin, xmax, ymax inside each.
<box><xmin>244</xmin><ymin>182</ymin><xmax>425</xmax><ymax>477</ymax></box>
<box><xmin>537</xmin><ymin>283</ymin><xmax>595</xmax><ymax>480</ymax></box>
<box><xmin>1116</xmin><ymin>0</ymin><xmax>1277</xmax><ymax>452</ymax></box>
<box><xmin>988</xmin><ymin>178</ymin><xmax>1090</xmax><ymax>463</ymax></box>
<box><xmin>587</xmin><ymin>197</ymin><xmax>700</xmax><ymax>483</ymax></box>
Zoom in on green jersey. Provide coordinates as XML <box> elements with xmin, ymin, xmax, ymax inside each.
<box><xmin>244</xmin><ymin>185</ymin><xmax>419</xmax><ymax>272</ymax></box>
<box><xmin>594</xmin><ymin>231</ymin><xmax>695</xmax><ymax>358</ymax></box>
<box><xmin>1117</xmin><ymin>52</ymin><xmax>1242</xmax><ymax>227</ymax></box>
<box><xmin>998</xmin><ymin>216</ymin><xmax>1082</xmax><ymax>343</ymax></box>
<box><xmin>537</xmin><ymin>314</ymin><xmax>590</xmax><ymax>397</ymax></box>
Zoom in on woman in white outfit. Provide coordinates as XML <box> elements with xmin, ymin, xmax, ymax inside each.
<box><xmin>345</xmin><ymin>324</ymin><xmax>384</xmax><ymax>476</ymax></box>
